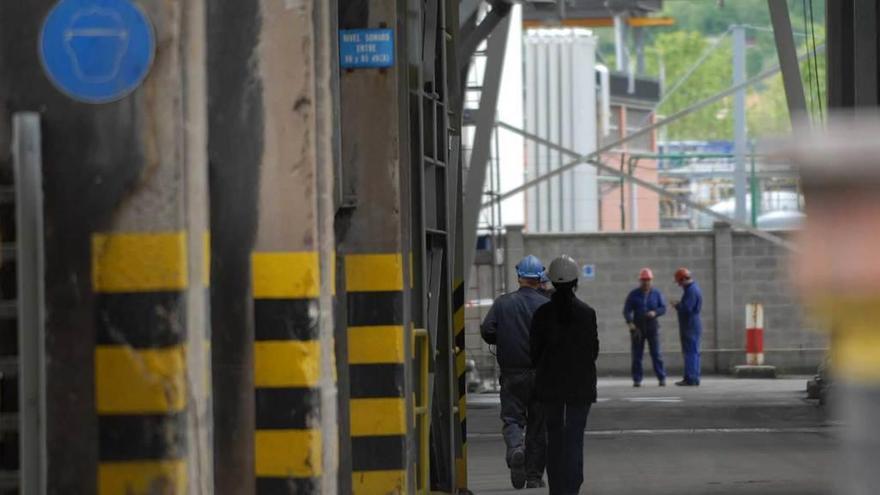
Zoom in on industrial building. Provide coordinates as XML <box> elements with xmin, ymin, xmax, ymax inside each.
<box><xmin>0</xmin><ymin>0</ymin><xmax>877</xmax><ymax>494</ymax></box>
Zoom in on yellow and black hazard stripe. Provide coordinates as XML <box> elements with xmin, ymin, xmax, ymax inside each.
<box><xmin>346</xmin><ymin>254</ymin><xmax>408</xmax><ymax>494</ymax></box>
<box><xmin>252</xmin><ymin>252</ymin><xmax>323</xmax><ymax>493</ymax></box>
<box><xmin>453</xmin><ymin>279</ymin><xmax>469</xmax><ymax>490</ymax></box>
<box><xmin>92</xmin><ymin>232</ymin><xmax>190</xmax><ymax>494</ymax></box>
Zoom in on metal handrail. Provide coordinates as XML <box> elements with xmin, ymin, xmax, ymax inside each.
<box><xmin>413</xmin><ymin>328</ymin><xmax>430</xmax><ymax>494</ymax></box>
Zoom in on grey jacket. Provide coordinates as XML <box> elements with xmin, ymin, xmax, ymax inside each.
<box><xmin>480</xmin><ymin>287</ymin><xmax>548</xmax><ymax>369</ymax></box>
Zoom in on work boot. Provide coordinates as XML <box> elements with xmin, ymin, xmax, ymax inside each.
<box><xmin>633</xmin><ymin>382</ymin><xmax>641</xmax><ymax>388</ymax></box>
<box><xmin>659</xmin><ymin>379</ymin><xmax>666</xmax><ymax>387</ymax></box>
<box><xmin>506</xmin><ymin>446</ymin><xmax>525</xmax><ymax>467</ymax></box>
<box><xmin>510</xmin><ymin>467</ymin><xmax>526</xmax><ymax>489</ymax></box>
<box><xmin>525</xmin><ymin>478</ymin><xmax>546</xmax><ymax>489</ymax></box>
<box><xmin>507</xmin><ymin>447</ymin><xmax>526</xmax><ymax>489</ymax></box>
<box><xmin>675</xmin><ymin>380</ymin><xmax>695</xmax><ymax>386</ymax></box>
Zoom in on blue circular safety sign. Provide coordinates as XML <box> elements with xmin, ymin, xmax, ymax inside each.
<box><xmin>39</xmin><ymin>0</ymin><xmax>155</xmax><ymax>104</ymax></box>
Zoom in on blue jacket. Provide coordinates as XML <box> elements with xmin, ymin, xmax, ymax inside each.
<box><xmin>481</xmin><ymin>287</ymin><xmax>549</xmax><ymax>369</ymax></box>
<box><xmin>675</xmin><ymin>281</ymin><xmax>703</xmax><ymax>335</ymax></box>
<box><xmin>623</xmin><ymin>287</ymin><xmax>667</xmax><ymax>332</ymax></box>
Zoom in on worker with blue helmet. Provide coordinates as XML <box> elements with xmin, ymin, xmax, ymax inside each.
<box><xmin>538</xmin><ymin>270</ymin><xmax>554</xmax><ymax>297</ymax></box>
<box><xmin>516</xmin><ymin>254</ymin><xmax>544</xmax><ymax>279</ymax></box>
<box><xmin>481</xmin><ymin>254</ymin><xmax>549</xmax><ymax>489</ymax></box>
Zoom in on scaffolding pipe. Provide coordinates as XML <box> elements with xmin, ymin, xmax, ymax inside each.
<box><xmin>498</xmin><ymin>127</ymin><xmax>797</xmax><ymax>251</ymax></box>
<box><xmin>490</xmin><ymin>43</ymin><xmax>824</xmax><ymax>210</ymax></box>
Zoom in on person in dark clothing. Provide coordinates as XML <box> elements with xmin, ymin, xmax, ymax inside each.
<box><xmin>622</xmin><ymin>268</ymin><xmax>668</xmax><ymax>387</ymax></box>
<box><xmin>481</xmin><ymin>255</ymin><xmax>549</xmax><ymax>489</ymax></box>
<box><xmin>530</xmin><ymin>255</ymin><xmax>599</xmax><ymax>495</ymax></box>
<box><xmin>672</xmin><ymin>267</ymin><xmax>703</xmax><ymax>386</ymax></box>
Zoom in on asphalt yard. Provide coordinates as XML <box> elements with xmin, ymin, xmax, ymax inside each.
<box><xmin>467</xmin><ymin>377</ymin><xmax>836</xmax><ymax>494</ymax></box>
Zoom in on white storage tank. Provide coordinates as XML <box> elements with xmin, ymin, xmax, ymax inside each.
<box><xmin>524</xmin><ymin>28</ymin><xmax>599</xmax><ymax>233</ymax></box>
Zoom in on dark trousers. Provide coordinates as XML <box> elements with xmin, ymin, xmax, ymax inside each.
<box><xmin>500</xmin><ymin>369</ymin><xmax>546</xmax><ymax>480</ymax></box>
<box><xmin>680</xmin><ymin>328</ymin><xmax>702</xmax><ymax>384</ymax></box>
<box><xmin>544</xmin><ymin>402</ymin><xmax>591</xmax><ymax>495</ymax></box>
<box><xmin>631</xmin><ymin>326</ymin><xmax>666</xmax><ymax>383</ymax></box>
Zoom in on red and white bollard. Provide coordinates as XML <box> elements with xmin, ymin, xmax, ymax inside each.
<box><xmin>746</xmin><ymin>303</ymin><xmax>764</xmax><ymax>366</ymax></box>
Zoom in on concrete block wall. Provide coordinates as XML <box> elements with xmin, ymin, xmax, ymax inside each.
<box><xmin>729</xmin><ymin>231</ymin><xmax>827</xmax><ymax>372</ymax></box>
<box><xmin>465</xmin><ymin>224</ymin><xmax>828</xmax><ymax>380</ymax></box>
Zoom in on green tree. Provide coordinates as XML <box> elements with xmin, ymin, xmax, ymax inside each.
<box><xmin>645</xmin><ymin>30</ymin><xmax>734</xmax><ymax>141</ymax></box>
<box><xmin>595</xmin><ymin>2</ymin><xmax>827</xmax><ymax>141</ymax></box>
<box><xmin>747</xmin><ymin>50</ymin><xmax>825</xmax><ymax>137</ymax></box>
<box><xmin>661</xmin><ymin>0</ymin><xmax>825</xmax><ymax>38</ymax></box>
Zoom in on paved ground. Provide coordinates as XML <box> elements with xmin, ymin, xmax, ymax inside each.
<box><xmin>467</xmin><ymin>377</ymin><xmax>836</xmax><ymax>494</ymax></box>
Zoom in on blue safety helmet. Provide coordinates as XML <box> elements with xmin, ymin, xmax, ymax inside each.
<box><xmin>516</xmin><ymin>255</ymin><xmax>544</xmax><ymax>280</ymax></box>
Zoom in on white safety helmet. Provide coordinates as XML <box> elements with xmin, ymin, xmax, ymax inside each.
<box><xmin>548</xmin><ymin>255</ymin><xmax>579</xmax><ymax>284</ymax></box>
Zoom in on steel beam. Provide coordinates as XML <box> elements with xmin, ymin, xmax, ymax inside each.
<box><xmin>497</xmin><ymin>122</ymin><xmax>797</xmax><ymax>251</ymax></box>
<box><xmin>462</xmin><ymin>14</ymin><xmax>510</xmax><ymax>283</ymax></box>
<box><xmin>460</xmin><ymin>0</ymin><xmax>483</xmax><ymax>29</ymax></box>
<box><xmin>826</xmin><ymin>1</ymin><xmax>855</xmax><ymax>108</ymax></box>
<box><xmin>768</xmin><ymin>0</ymin><xmax>809</xmax><ymax>123</ymax></box>
<box><xmin>458</xmin><ymin>1</ymin><xmax>512</xmax><ymax>68</ymax></box>
<box><xmin>852</xmin><ymin>0</ymin><xmax>879</xmax><ymax>106</ymax></box>
<box><xmin>733</xmin><ymin>25</ymin><xmax>748</xmax><ymax>223</ymax></box>
<box><xmin>12</xmin><ymin>113</ymin><xmax>46</xmax><ymax>495</ymax></box>
<box><xmin>487</xmin><ymin>43</ymin><xmax>824</xmax><ymax>210</ymax></box>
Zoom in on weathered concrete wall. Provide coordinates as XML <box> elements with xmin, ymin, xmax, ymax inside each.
<box><xmin>466</xmin><ymin>224</ymin><xmax>827</xmax><ymax>380</ymax></box>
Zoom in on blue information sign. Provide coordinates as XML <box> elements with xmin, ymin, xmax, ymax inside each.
<box><xmin>340</xmin><ymin>29</ymin><xmax>395</xmax><ymax>69</ymax></box>
<box><xmin>582</xmin><ymin>264</ymin><xmax>596</xmax><ymax>280</ymax></box>
<box><xmin>40</xmin><ymin>0</ymin><xmax>156</xmax><ymax>104</ymax></box>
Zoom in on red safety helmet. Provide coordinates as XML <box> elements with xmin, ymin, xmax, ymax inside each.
<box><xmin>674</xmin><ymin>267</ymin><xmax>692</xmax><ymax>283</ymax></box>
<box><xmin>639</xmin><ymin>268</ymin><xmax>654</xmax><ymax>281</ymax></box>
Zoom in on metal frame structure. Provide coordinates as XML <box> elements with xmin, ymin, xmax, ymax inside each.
<box><xmin>407</xmin><ymin>0</ymin><xmax>467</xmax><ymax>490</ymax></box>
<box><xmin>767</xmin><ymin>0</ymin><xmax>808</xmax><ymax>124</ymax></box>
<box><xmin>11</xmin><ymin>113</ymin><xmax>46</xmax><ymax>495</ymax></box>
<box><xmin>498</xmin><ymin>121</ymin><xmax>799</xmax><ymax>250</ymax></box>
<box><xmin>827</xmin><ymin>0</ymin><xmax>880</xmax><ymax>108</ymax></box>
<box><xmin>461</xmin><ymin>13</ymin><xmax>510</xmax><ymax>282</ymax></box>
<box><xmin>479</xmin><ymin>41</ymin><xmax>826</xmax><ymax>252</ymax></box>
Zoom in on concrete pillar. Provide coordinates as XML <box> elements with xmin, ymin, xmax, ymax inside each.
<box><xmin>0</xmin><ymin>1</ymin><xmax>212</xmax><ymax>492</ymax></box>
<box><xmin>207</xmin><ymin>1</ymin><xmax>260</xmax><ymax>491</ymax></box>
<box><xmin>713</xmin><ymin>222</ymin><xmax>736</xmax><ymax>373</ymax></box>
<box><xmin>504</xmin><ymin>225</ymin><xmax>526</xmax><ymax>293</ymax></box>
<box><xmin>338</xmin><ymin>1</ymin><xmax>414</xmax><ymax>492</ymax></box>
<box><xmin>245</xmin><ymin>1</ymin><xmax>339</xmax><ymax>493</ymax></box>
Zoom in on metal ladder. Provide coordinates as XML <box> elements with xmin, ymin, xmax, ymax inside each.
<box><xmin>1</xmin><ymin>113</ymin><xmax>45</xmax><ymax>495</ymax></box>
<box><xmin>0</xmin><ymin>158</ymin><xmax>20</xmax><ymax>493</ymax></box>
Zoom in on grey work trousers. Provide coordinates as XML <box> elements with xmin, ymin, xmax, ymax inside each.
<box><xmin>500</xmin><ymin>369</ymin><xmax>547</xmax><ymax>480</ymax></box>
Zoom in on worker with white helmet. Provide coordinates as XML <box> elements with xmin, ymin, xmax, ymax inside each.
<box><xmin>529</xmin><ymin>255</ymin><xmax>599</xmax><ymax>495</ymax></box>
<box><xmin>622</xmin><ymin>267</ymin><xmax>668</xmax><ymax>387</ymax></box>
<box><xmin>480</xmin><ymin>254</ymin><xmax>549</xmax><ymax>489</ymax></box>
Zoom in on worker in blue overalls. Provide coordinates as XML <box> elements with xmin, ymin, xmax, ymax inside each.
<box><xmin>481</xmin><ymin>255</ymin><xmax>549</xmax><ymax>489</ymax></box>
<box><xmin>673</xmin><ymin>267</ymin><xmax>703</xmax><ymax>386</ymax></box>
<box><xmin>622</xmin><ymin>268</ymin><xmax>668</xmax><ymax>387</ymax></box>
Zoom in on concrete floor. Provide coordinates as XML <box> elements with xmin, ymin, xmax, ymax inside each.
<box><xmin>467</xmin><ymin>377</ymin><xmax>836</xmax><ymax>494</ymax></box>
